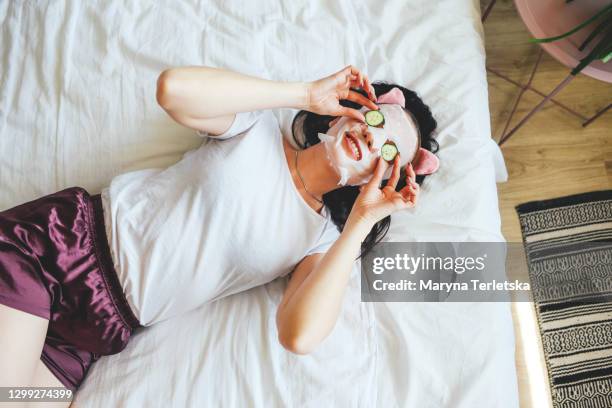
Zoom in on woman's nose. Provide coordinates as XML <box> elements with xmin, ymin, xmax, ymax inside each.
<box><xmin>364</xmin><ymin>131</ymin><xmax>375</xmax><ymax>151</ymax></box>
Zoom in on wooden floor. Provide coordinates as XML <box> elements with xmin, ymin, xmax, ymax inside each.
<box><xmin>480</xmin><ymin>1</ymin><xmax>611</xmax><ymax>407</ymax></box>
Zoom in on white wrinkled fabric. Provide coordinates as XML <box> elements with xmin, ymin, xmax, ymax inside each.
<box><xmin>0</xmin><ymin>0</ymin><xmax>517</xmax><ymax>407</ymax></box>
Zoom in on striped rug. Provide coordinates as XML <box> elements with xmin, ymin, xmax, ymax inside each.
<box><xmin>516</xmin><ymin>190</ymin><xmax>612</xmax><ymax>408</ymax></box>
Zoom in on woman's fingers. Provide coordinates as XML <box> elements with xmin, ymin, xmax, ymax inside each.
<box><xmin>362</xmin><ymin>74</ymin><xmax>376</xmax><ymax>102</ymax></box>
<box><xmin>343</xmin><ymin>65</ymin><xmax>377</xmax><ymax>103</ymax></box>
<box><xmin>398</xmin><ymin>188</ymin><xmax>415</xmax><ymax>207</ymax></box>
<box><xmin>365</xmin><ymin>157</ymin><xmax>389</xmax><ymax>190</ymax></box>
<box><xmin>371</xmin><ymin>161</ymin><xmax>420</xmax><ymax>218</ymax></box>
<box><xmin>342</xmin><ymin>66</ymin><xmax>360</xmax><ymax>86</ymax></box>
<box><xmin>350</xmin><ymin>67</ymin><xmax>364</xmax><ymax>89</ymax></box>
<box><xmin>338</xmin><ymin>106</ymin><xmax>365</xmax><ymax>123</ymax></box>
<box><xmin>406</xmin><ymin>162</ymin><xmax>416</xmax><ymax>183</ymax></box>
<box><xmin>343</xmin><ymin>65</ymin><xmax>356</xmax><ymax>76</ymax></box>
<box><xmin>346</xmin><ymin>90</ymin><xmax>378</xmax><ymax>111</ymax></box>
<box><xmin>348</xmin><ymin>75</ymin><xmax>363</xmax><ymax>92</ymax></box>
<box><xmin>340</xmin><ymin>65</ymin><xmax>354</xmax><ymax>81</ymax></box>
<box><xmin>393</xmin><ymin>194</ymin><xmax>414</xmax><ymax>209</ymax></box>
<box><xmin>399</xmin><ymin>182</ymin><xmax>419</xmax><ymax>206</ymax></box>
<box><xmin>384</xmin><ymin>192</ymin><xmax>413</xmax><ymax>212</ymax></box>
<box><xmin>385</xmin><ymin>155</ymin><xmax>401</xmax><ymax>190</ymax></box>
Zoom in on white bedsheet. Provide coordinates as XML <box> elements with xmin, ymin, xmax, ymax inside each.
<box><xmin>0</xmin><ymin>0</ymin><xmax>518</xmax><ymax>406</ymax></box>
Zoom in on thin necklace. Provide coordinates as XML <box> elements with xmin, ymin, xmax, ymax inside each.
<box><xmin>294</xmin><ymin>149</ymin><xmax>323</xmax><ymax>205</ymax></box>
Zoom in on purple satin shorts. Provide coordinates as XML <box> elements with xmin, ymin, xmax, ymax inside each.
<box><xmin>0</xmin><ymin>187</ymin><xmax>140</xmax><ymax>391</ymax></box>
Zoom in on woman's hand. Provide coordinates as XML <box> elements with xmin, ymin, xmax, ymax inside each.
<box><xmin>346</xmin><ymin>155</ymin><xmax>420</xmax><ymax>231</ymax></box>
<box><xmin>307</xmin><ymin>65</ymin><xmax>378</xmax><ymax>122</ymax></box>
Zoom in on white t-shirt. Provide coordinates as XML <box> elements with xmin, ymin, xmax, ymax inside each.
<box><xmin>101</xmin><ymin>111</ymin><xmax>340</xmax><ymax>325</ymax></box>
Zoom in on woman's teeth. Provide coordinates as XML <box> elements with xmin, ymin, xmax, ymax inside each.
<box><xmin>346</xmin><ymin>133</ymin><xmax>361</xmax><ymax>160</ymax></box>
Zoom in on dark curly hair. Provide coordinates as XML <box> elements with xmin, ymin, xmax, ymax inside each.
<box><xmin>291</xmin><ymin>82</ymin><xmax>439</xmax><ymax>258</ymax></box>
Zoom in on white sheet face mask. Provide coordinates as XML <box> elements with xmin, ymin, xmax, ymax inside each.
<box><xmin>318</xmin><ymin>104</ymin><xmax>420</xmax><ymax>186</ymax></box>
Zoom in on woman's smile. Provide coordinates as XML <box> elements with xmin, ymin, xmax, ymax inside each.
<box><xmin>342</xmin><ymin>131</ymin><xmax>363</xmax><ymax>161</ymax></box>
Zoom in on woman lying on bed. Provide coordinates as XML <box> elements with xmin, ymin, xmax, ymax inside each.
<box><xmin>0</xmin><ymin>65</ymin><xmax>438</xmax><ymax>397</ymax></box>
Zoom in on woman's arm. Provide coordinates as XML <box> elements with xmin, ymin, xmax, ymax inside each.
<box><xmin>276</xmin><ymin>157</ymin><xmax>420</xmax><ymax>354</ymax></box>
<box><xmin>156</xmin><ymin>66</ymin><xmax>309</xmax><ymax>135</ymax></box>
<box><xmin>276</xmin><ymin>219</ymin><xmax>370</xmax><ymax>354</ymax></box>
<box><xmin>156</xmin><ymin>65</ymin><xmax>378</xmax><ymax>135</ymax></box>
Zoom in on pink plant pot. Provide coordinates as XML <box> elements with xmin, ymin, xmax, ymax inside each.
<box><xmin>513</xmin><ymin>0</ymin><xmax>612</xmax><ymax>83</ymax></box>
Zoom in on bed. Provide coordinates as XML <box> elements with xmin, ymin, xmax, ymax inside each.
<box><xmin>0</xmin><ymin>0</ymin><xmax>519</xmax><ymax>406</ymax></box>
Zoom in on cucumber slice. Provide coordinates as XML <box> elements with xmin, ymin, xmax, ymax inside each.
<box><xmin>365</xmin><ymin>110</ymin><xmax>385</xmax><ymax>127</ymax></box>
<box><xmin>381</xmin><ymin>142</ymin><xmax>398</xmax><ymax>162</ymax></box>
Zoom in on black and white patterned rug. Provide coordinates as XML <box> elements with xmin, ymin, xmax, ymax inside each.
<box><xmin>517</xmin><ymin>190</ymin><xmax>612</xmax><ymax>408</ymax></box>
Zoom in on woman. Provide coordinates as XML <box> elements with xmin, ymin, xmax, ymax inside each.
<box><xmin>0</xmin><ymin>65</ymin><xmax>438</xmax><ymax>398</ymax></box>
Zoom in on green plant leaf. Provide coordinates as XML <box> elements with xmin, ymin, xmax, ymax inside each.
<box><xmin>602</xmin><ymin>51</ymin><xmax>612</xmax><ymax>63</ymax></box>
<box><xmin>571</xmin><ymin>28</ymin><xmax>612</xmax><ymax>75</ymax></box>
<box><xmin>578</xmin><ymin>17</ymin><xmax>611</xmax><ymax>51</ymax></box>
<box><xmin>597</xmin><ymin>40</ymin><xmax>612</xmax><ymax>59</ymax></box>
<box><xmin>530</xmin><ymin>5</ymin><xmax>612</xmax><ymax>43</ymax></box>
<box><xmin>595</xmin><ymin>25</ymin><xmax>612</xmax><ymax>57</ymax></box>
